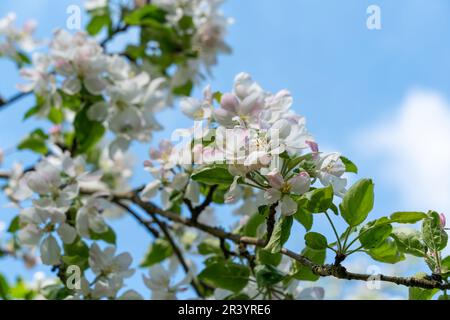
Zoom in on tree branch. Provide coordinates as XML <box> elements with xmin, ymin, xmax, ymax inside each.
<box><xmin>184</xmin><ymin>185</ymin><xmax>218</xmax><ymax>221</ymax></box>
<box><xmin>0</xmin><ymin>91</ymin><xmax>31</xmax><ymax>112</ymax></box>
<box><xmin>112</xmin><ymin>200</ymin><xmax>159</xmax><ymax>238</ymax></box>
<box><xmin>115</xmin><ymin>189</ymin><xmax>450</xmax><ymax>291</ymax></box>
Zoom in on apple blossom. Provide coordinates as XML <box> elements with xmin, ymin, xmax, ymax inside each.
<box><xmin>264</xmin><ymin>169</ymin><xmax>311</xmax><ymax>216</ymax></box>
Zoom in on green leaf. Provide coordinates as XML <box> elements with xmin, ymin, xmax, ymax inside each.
<box><xmin>198</xmin><ymin>261</ymin><xmax>250</xmax><ymax>293</ymax></box>
<box><xmin>409</xmin><ymin>273</ymin><xmax>439</xmax><ymax>300</ymax></box>
<box><xmin>391</xmin><ymin>229</ymin><xmax>425</xmax><ymax>257</ymax></box>
<box><xmin>292</xmin><ymin>247</ymin><xmax>326</xmax><ymax>281</ymax></box>
<box><xmin>340</xmin><ymin>156</ymin><xmax>358</xmax><ymax>174</ymax></box>
<box><xmin>256</xmin><ymin>249</ymin><xmax>282</xmax><ymax>266</ymax></box>
<box><xmin>89</xmin><ymin>226</ymin><xmax>116</xmax><ymax>245</ymax></box>
<box><xmin>241</xmin><ymin>212</ymin><xmax>266</xmax><ymax>237</ymax></box>
<box><xmin>87</xmin><ymin>14</ymin><xmax>111</xmax><ymax>36</ymax></box>
<box><xmin>439</xmin><ymin>255</ymin><xmax>450</xmax><ymax>275</ymax></box>
<box><xmin>294</xmin><ymin>206</ymin><xmax>313</xmax><ymax>231</ymax></box>
<box><xmin>303</xmin><ymin>185</ymin><xmax>334</xmax><ymax>213</ymax></box>
<box><xmin>422</xmin><ymin>211</ymin><xmax>448</xmax><ymax>252</ymax></box>
<box><xmin>304</xmin><ymin>232</ymin><xmax>328</xmax><ymax>250</ymax></box>
<box><xmin>0</xmin><ymin>273</ymin><xmax>10</xmax><ymax>300</ymax></box>
<box><xmin>367</xmin><ymin>238</ymin><xmax>405</xmax><ymax>264</ymax></box>
<box><xmin>264</xmin><ymin>216</ymin><xmax>293</xmax><ymax>254</ymax></box>
<box><xmin>73</xmin><ymin>107</ymin><xmax>105</xmax><ymax>154</ymax></box>
<box><xmin>191</xmin><ymin>166</ymin><xmax>234</xmax><ymax>186</ymax></box>
<box><xmin>359</xmin><ymin>218</ymin><xmax>392</xmax><ymax>249</ymax></box>
<box><xmin>255</xmin><ymin>265</ymin><xmax>285</xmax><ymax>287</ymax></box>
<box><xmin>124</xmin><ymin>4</ymin><xmax>167</xmax><ymax>25</ymax></box>
<box><xmin>389</xmin><ymin>212</ymin><xmax>427</xmax><ymax>224</ymax></box>
<box><xmin>140</xmin><ymin>239</ymin><xmax>173</xmax><ymax>267</ymax></box>
<box><xmin>48</xmin><ymin>107</ymin><xmax>64</xmax><ymax>124</ymax></box>
<box><xmin>17</xmin><ymin>128</ymin><xmax>49</xmax><ymax>155</ymax></box>
<box><xmin>7</xmin><ymin>216</ymin><xmax>20</xmax><ymax>233</ymax></box>
<box><xmin>339</xmin><ymin>179</ymin><xmax>374</xmax><ymax>227</ymax></box>
<box><xmin>63</xmin><ymin>238</ymin><xmax>89</xmax><ymax>257</ymax></box>
<box><xmin>173</xmin><ymin>80</ymin><xmax>194</xmax><ymax>96</ymax></box>
<box><xmin>198</xmin><ymin>238</ymin><xmax>227</xmax><ymax>256</ymax></box>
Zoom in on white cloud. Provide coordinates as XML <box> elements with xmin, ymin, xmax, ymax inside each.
<box><xmin>360</xmin><ymin>89</ymin><xmax>450</xmax><ymax>215</ymax></box>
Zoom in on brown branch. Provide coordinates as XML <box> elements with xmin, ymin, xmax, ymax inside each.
<box><xmin>265</xmin><ymin>203</ymin><xmax>277</xmax><ymax>245</ymax></box>
<box><xmin>147</xmin><ymin>208</ymin><xmax>207</xmax><ymax>298</ymax></box>
<box><xmin>115</xmin><ymin>190</ymin><xmax>450</xmax><ymax>291</ymax></box>
<box><xmin>0</xmin><ymin>91</ymin><xmax>31</xmax><ymax>112</ymax></box>
<box><xmin>184</xmin><ymin>185</ymin><xmax>218</xmax><ymax>221</ymax></box>
<box><xmin>112</xmin><ymin>200</ymin><xmax>159</xmax><ymax>238</ymax></box>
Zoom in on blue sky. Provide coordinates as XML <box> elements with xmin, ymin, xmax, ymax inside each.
<box><xmin>1</xmin><ymin>0</ymin><xmax>450</xmax><ymax>299</ymax></box>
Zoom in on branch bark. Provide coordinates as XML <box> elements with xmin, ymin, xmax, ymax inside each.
<box><xmin>115</xmin><ymin>189</ymin><xmax>450</xmax><ymax>292</ymax></box>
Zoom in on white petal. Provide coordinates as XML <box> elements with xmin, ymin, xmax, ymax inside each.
<box><xmin>141</xmin><ymin>180</ymin><xmax>161</xmax><ymax>201</ymax></box>
<box><xmin>40</xmin><ymin>235</ymin><xmax>61</xmax><ymax>265</ymax></box>
<box><xmin>280</xmin><ymin>195</ymin><xmax>298</xmax><ymax>216</ymax></box>
<box><xmin>57</xmin><ymin>223</ymin><xmax>77</xmax><ymax>244</ymax></box>
<box><xmin>87</xmin><ymin>101</ymin><xmax>109</xmax><ymax>122</ymax></box>
<box><xmin>264</xmin><ymin>188</ymin><xmax>281</xmax><ymax>204</ymax></box>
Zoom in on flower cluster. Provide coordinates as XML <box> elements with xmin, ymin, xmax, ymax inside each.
<box><xmin>0</xmin><ymin>12</ymin><xmax>38</xmax><ymax>63</ymax></box>
<box><xmin>143</xmin><ymin>73</ymin><xmax>348</xmax><ymax>216</ymax></box>
<box><xmin>147</xmin><ymin>0</ymin><xmax>232</xmax><ymax>86</ymax></box>
<box><xmin>18</xmin><ymin>30</ymin><xmax>167</xmax><ymax>152</ymax></box>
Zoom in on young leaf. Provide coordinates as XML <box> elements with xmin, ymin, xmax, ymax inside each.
<box><xmin>256</xmin><ymin>249</ymin><xmax>282</xmax><ymax>266</ymax></box>
<box><xmin>422</xmin><ymin>211</ymin><xmax>448</xmax><ymax>252</ymax></box>
<box><xmin>191</xmin><ymin>166</ymin><xmax>234</xmax><ymax>186</ymax></box>
<box><xmin>73</xmin><ymin>107</ymin><xmax>105</xmax><ymax>154</ymax></box>
<box><xmin>294</xmin><ymin>206</ymin><xmax>313</xmax><ymax>231</ymax></box>
<box><xmin>89</xmin><ymin>226</ymin><xmax>116</xmax><ymax>245</ymax></box>
<box><xmin>339</xmin><ymin>179</ymin><xmax>374</xmax><ymax>227</ymax></box>
<box><xmin>359</xmin><ymin>219</ymin><xmax>392</xmax><ymax>249</ymax></box>
<box><xmin>304</xmin><ymin>232</ymin><xmax>328</xmax><ymax>250</ymax></box>
<box><xmin>254</xmin><ymin>265</ymin><xmax>285</xmax><ymax>287</ymax></box>
<box><xmin>291</xmin><ymin>248</ymin><xmax>326</xmax><ymax>281</ymax></box>
<box><xmin>264</xmin><ymin>216</ymin><xmax>293</xmax><ymax>254</ymax></box>
<box><xmin>17</xmin><ymin>128</ymin><xmax>49</xmax><ymax>155</ymax></box>
<box><xmin>389</xmin><ymin>212</ymin><xmax>427</xmax><ymax>224</ymax></box>
<box><xmin>140</xmin><ymin>239</ymin><xmax>173</xmax><ymax>267</ymax></box>
<box><xmin>367</xmin><ymin>238</ymin><xmax>405</xmax><ymax>264</ymax></box>
<box><xmin>340</xmin><ymin>156</ymin><xmax>358</xmax><ymax>174</ymax></box>
<box><xmin>303</xmin><ymin>185</ymin><xmax>334</xmax><ymax>213</ymax></box>
<box><xmin>391</xmin><ymin>229</ymin><xmax>425</xmax><ymax>257</ymax></box>
<box><xmin>198</xmin><ymin>261</ymin><xmax>250</xmax><ymax>293</ymax></box>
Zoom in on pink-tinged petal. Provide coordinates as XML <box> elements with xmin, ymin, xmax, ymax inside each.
<box><xmin>440</xmin><ymin>213</ymin><xmax>446</xmax><ymax>228</ymax></box>
<box><xmin>264</xmin><ymin>188</ymin><xmax>282</xmax><ymax>204</ymax></box>
<box><xmin>220</xmin><ymin>93</ymin><xmax>239</xmax><ymax>113</ymax></box>
<box><xmin>305</xmin><ymin>140</ymin><xmax>319</xmax><ymax>153</ymax></box>
<box><xmin>265</xmin><ymin>168</ymin><xmax>284</xmax><ymax>189</ymax></box>
<box><xmin>289</xmin><ymin>172</ymin><xmax>311</xmax><ymax>195</ymax></box>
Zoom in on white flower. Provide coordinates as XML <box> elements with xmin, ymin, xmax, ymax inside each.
<box><xmin>264</xmin><ymin>168</ymin><xmax>311</xmax><ymax>216</ymax></box>
<box><xmin>89</xmin><ymin>243</ymin><xmax>135</xmax><ymax>279</ymax></box>
<box><xmin>76</xmin><ymin>195</ymin><xmax>109</xmax><ymax>238</ymax></box>
<box><xmin>316</xmin><ymin>152</ymin><xmax>347</xmax><ymax>197</ymax></box>
<box><xmin>17</xmin><ymin>207</ymin><xmax>76</xmax><ymax>265</ymax></box>
<box><xmin>180</xmin><ymin>85</ymin><xmax>213</xmax><ymax>120</ymax></box>
<box><xmin>143</xmin><ymin>262</ymin><xmax>191</xmax><ymax>300</ymax></box>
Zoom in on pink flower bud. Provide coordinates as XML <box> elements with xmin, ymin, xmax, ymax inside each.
<box><xmin>439</xmin><ymin>213</ymin><xmax>446</xmax><ymax>228</ymax></box>
<box><xmin>49</xmin><ymin>125</ymin><xmax>61</xmax><ymax>135</ymax></box>
<box><xmin>305</xmin><ymin>140</ymin><xmax>319</xmax><ymax>153</ymax></box>
<box><xmin>143</xmin><ymin>160</ymin><xmax>152</xmax><ymax>168</ymax></box>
